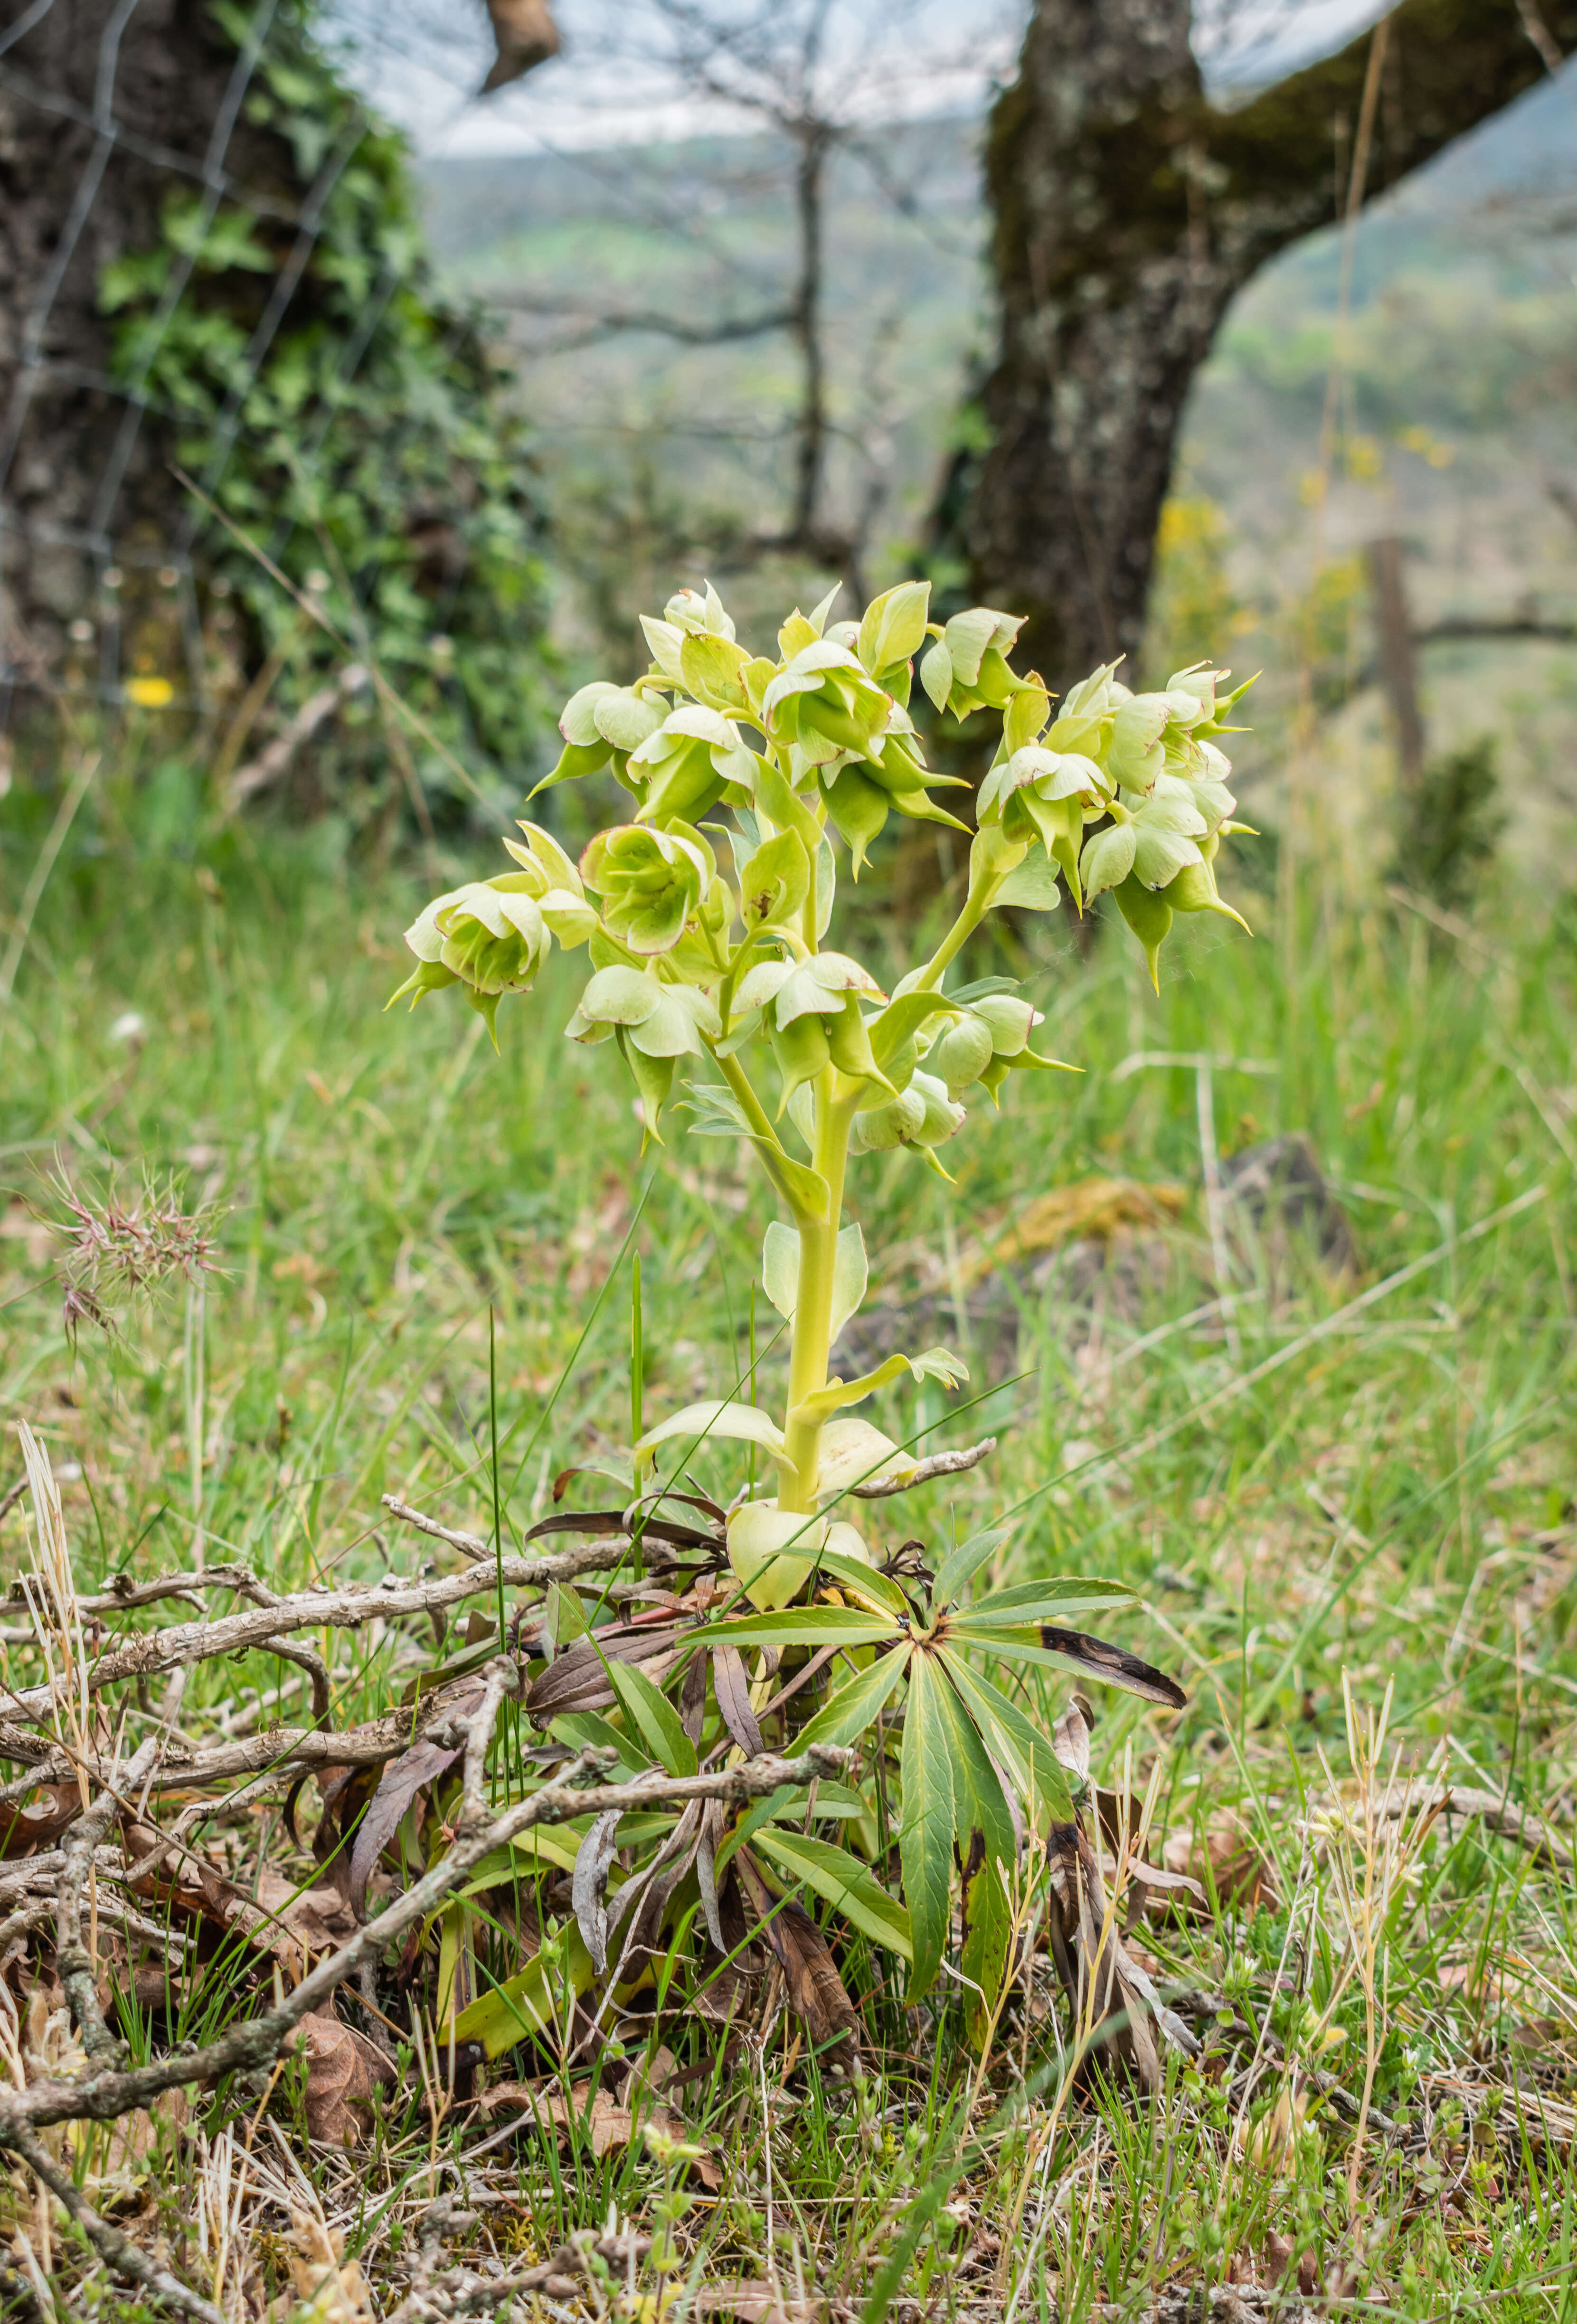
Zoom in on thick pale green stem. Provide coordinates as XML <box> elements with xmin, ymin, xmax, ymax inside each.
<box><xmin>779</xmin><ymin>1071</ymin><xmax>859</xmax><ymax>1512</ymax></box>
<box><xmin>911</xmin><ymin>831</ymin><xmax>1018</xmax><ymax>992</ymax></box>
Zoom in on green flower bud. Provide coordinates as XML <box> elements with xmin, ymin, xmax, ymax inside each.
<box><xmin>1113</xmin><ymin>873</ymin><xmax>1173</xmax><ymax>993</ymax></box>
<box><xmin>579</xmin><ymin>823</ymin><xmax>711</xmax><ymax>956</ymax></box>
<box><xmin>851</xmin><ymin>1069</ymin><xmax>963</xmax><ymax>1156</ymax></box>
<box><xmin>824</xmin><ymin>763</ymin><xmax>889</xmax><ymax>875</ymax></box>
<box><xmin>1079</xmin><ymin>819</ymin><xmax>1137</xmax><ymax>902</ymax></box>
<box><xmin>855</xmin><ymin>580</ymin><xmax>931</xmax><ymax>677</ymax></box>
<box><xmin>664</xmin><ymin>582</ymin><xmax>735</xmax><ymax>639</ymax></box>
<box><xmin>564</xmin><ymin>964</ymin><xmax>720</xmax><ymax>1058</ymax></box>
<box><xmin>1103</xmin><ymin>693</ymin><xmax>1171</xmax><ymax>792</ymax></box>
<box><xmin>927</xmin><ymin>1011</ymin><xmax>994</xmax><ymax>1096</ymax></box>
<box><xmin>500</xmin><ymin>820</ymin><xmax>598</xmax><ymax>946</ymax></box>
<box><xmin>907</xmin><ymin>1069</ymin><xmax>966</xmax><ymax>1149</ymax></box>
<box><xmin>770</xmin><ymin>1011</ymin><xmax>831</xmax><ymax>1114</ymax></box>
<box><xmin>851</xmin><ymin>1082</ymin><xmax>926</xmax><ymax>1152</ymax></box>
<box><xmin>971</xmin><ymin>993</ymin><xmax>1040</xmax><ymax>1056</ymax></box>
<box><xmin>736</xmin><ymin>950</ymin><xmax>885</xmax><ymax>1030</ymax></box>
<box><xmin>1129</xmin><ymin>794</ymin><xmax>1207</xmax><ymax>889</ymax></box>
<box><xmin>629</xmin><ymin>706</ymin><xmax>757</xmax><ymax>824</ymax></box>
<box><xmin>762</xmin><ymin>642</ymin><xmax>893</xmax><ymax>768</ymax></box>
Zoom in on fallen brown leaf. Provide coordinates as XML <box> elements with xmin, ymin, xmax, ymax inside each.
<box><xmin>479</xmin><ymin>2075</ymin><xmax>719</xmax><ymax>2174</ymax></box>
<box><xmin>290</xmin><ymin>2010</ymin><xmax>395</xmax><ymax>2148</ymax></box>
<box><xmin>1161</xmin><ymin>1814</ymin><xmax>1281</xmax><ymax>1916</ymax></box>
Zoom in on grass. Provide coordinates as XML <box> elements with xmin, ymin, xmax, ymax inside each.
<box><xmin>1</xmin><ymin>767</ymin><xmax>1576</xmax><ymax>2318</ymax></box>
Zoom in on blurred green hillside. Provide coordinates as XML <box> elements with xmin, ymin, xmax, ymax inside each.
<box><xmin>417</xmin><ymin>70</ymin><xmax>1577</xmax><ymax>879</ymax></box>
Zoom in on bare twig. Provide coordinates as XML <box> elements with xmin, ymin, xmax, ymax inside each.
<box><xmin>4</xmin><ymin>2120</ymin><xmax>225</xmax><ymax>2324</ymax></box>
<box><xmin>56</xmin><ymin>1734</ymin><xmax>162</xmax><ymax>2066</ymax></box>
<box><xmin>457</xmin><ymin>1657</ymin><xmax>522</xmax><ymax>1833</ymax></box>
<box><xmin>227</xmin><ymin>662</ymin><xmax>369</xmax><ymax>808</ymax></box>
<box><xmin>1378</xmin><ymin>1781</ymin><xmax>1573</xmax><ymax>1875</ymax></box>
<box><xmin>0</xmin><ymin>1746</ymin><xmax>847</xmax><ymax>2135</ymax></box>
<box><xmin>853</xmin><ymin>1437</ymin><xmax>997</xmax><ymax>1499</ymax></box>
<box><xmin>0</xmin><ymin>1535</ymin><xmax>650</xmax><ymax>1727</ymax></box>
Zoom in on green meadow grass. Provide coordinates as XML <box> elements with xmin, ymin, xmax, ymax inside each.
<box><xmin>2</xmin><ymin>795</ymin><xmax>1576</xmax><ymax>2316</ymax></box>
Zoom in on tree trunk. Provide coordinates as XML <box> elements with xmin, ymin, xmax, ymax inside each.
<box><xmin>966</xmin><ymin>0</ymin><xmax>1574</xmax><ymax>693</ymax></box>
<box><xmin>0</xmin><ymin>0</ymin><xmax>301</xmax><ymax>693</ymax></box>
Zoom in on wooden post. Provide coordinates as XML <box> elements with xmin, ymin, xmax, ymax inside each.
<box><xmin>1368</xmin><ymin>535</ymin><xmax>1425</xmax><ymax>795</ymax></box>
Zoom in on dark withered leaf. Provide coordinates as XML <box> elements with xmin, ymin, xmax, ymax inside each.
<box><xmin>680</xmin><ymin>1648</ymin><xmax>708</xmax><ymax>1746</ymax></box>
<box><xmin>526</xmin><ymin>1622</ymin><xmax>685</xmax><ymax>1720</ymax></box>
<box><xmin>711</xmin><ymin>1643</ymin><xmax>765</xmax><ymax>1760</ymax></box>
<box><xmin>755</xmin><ymin>1896</ymin><xmax>860</xmax><ymax>2050</ymax></box>
<box><xmin>1039</xmin><ymin>1626</ymin><xmax>1187</xmax><ymax>1709</ymax></box>
<box><xmin>525</xmin><ymin>1508</ymin><xmax>720</xmax><ymax>1554</ymax></box>
<box><xmin>345</xmin><ymin>1681</ymin><xmax>484</xmax><ymax>1918</ymax></box>
<box><xmin>572</xmin><ymin>1810</ymin><xmax>621</xmax><ymax>1976</ymax></box>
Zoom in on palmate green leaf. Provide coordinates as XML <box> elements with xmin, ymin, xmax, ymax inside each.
<box><xmin>949</xmin><ymin>1619</ymin><xmax>1187</xmax><ymax>1708</ymax></box>
<box><xmin>928</xmin><ymin>1657</ymin><xmax>1017</xmax><ymax>2047</ymax></box>
<box><xmin>791</xmin><ymin>1644</ymin><xmax>909</xmax><ymax>1751</ymax></box>
<box><xmin>936</xmin><ymin>1648</ymin><xmax>1076</xmax><ymax>1828</ymax></box>
<box><xmin>899</xmin><ymin>1651</ymin><xmax>956</xmax><ymax>2004</ymax></box>
<box><xmin>932</xmin><ymin>1528</ymin><xmax>1010</xmax><ymax>1606</ymax></box>
<box><xmin>814</xmin><ymin>1546</ymin><xmax>911</xmax><ymax>1618</ymax></box>
<box><xmin>962</xmin><ymin>1574</ymin><xmax>1136</xmax><ymax>1625</ymax></box>
<box><xmin>959</xmin><ymin>1844</ymin><xmax>1011</xmax><ymax>2055</ymax></box>
<box><xmin>753</xmin><ymin>1826</ymin><xmax>913</xmax><ymax>1964</ymax></box>
<box><xmin>605</xmin><ymin>1656</ymin><xmax>697</xmax><ymax>1777</ymax></box>
<box><xmin>688</xmin><ymin>1605</ymin><xmax>896</xmax><ymax>1651</ymax></box>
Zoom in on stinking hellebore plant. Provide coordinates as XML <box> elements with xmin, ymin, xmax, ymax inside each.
<box><xmin>386</xmin><ymin>579</ymin><xmax>1251</xmax><ymax>2047</ymax></box>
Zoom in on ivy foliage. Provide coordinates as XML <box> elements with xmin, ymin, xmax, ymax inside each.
<box><xmin>99</xmin><ymin>0</ymin><xmax>552</xmax><ymax>819</ymax></box>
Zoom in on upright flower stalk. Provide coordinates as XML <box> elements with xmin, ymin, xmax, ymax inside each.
<box><xmin>391</xmin><ymin>580</ymin><xmax>1251</xmax><ymax>1608</ymax></box>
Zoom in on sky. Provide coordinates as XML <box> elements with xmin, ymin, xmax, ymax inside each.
<box><xmin>327</xmin><ymin>0</ymin><xmax>1398</xmax><ymax>163</ymax></box>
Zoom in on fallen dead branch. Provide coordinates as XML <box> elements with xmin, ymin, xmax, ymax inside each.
<box><xmin>1378</xmin><ymin>1781</ymin><xmax>1574</xmax><ymax>1876</ymax></box>
<box><xmin>0</xmin><ymin>1744</ymin><xmax>845</xmax><ymax>2137</ymax></box>
<box><xmin>0</xmin><ymin>1531</ymin><xmax>670</xmax><ymax>1726</ymax></box>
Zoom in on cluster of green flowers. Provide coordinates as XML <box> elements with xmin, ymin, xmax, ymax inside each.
<box><xmin>391</xmin><ymin>580</ymin><xmax>1250</xmax><ymax>1137</ymax></box>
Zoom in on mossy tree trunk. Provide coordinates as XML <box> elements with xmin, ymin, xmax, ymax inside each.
<box><xmin>0</xmin><ymin>0</ymin><xmax>298</xmax><ymax>682</ymax></box>
<box><xmin>964</xmin><ymin>0</ymin><xmax>1575</xmax><ymax>692</ymax></box>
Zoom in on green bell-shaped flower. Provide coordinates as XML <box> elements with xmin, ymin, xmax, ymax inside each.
<box><xmin>580</xmin><ymin>823</ymin><xmax>712</xmax><ymax>956</ymax></box>
<box><xmin>628</xmin><ymin>706</ymin><xmax>758</xmax><ymax>824</ymax></box>
<box><xmin>390</xmin><ymin>877</ymin><xmax>552</xmax><ymax>1043</ymax></box>
<box><xmin>762</xmin><ymin>641</ymin><xmax>893</xmax><ymax>769</ymax></box>
<box><xmin>564</xmin><ymin>964</ymin><xmax>721</xmax><ymax>1144</ymax></box>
